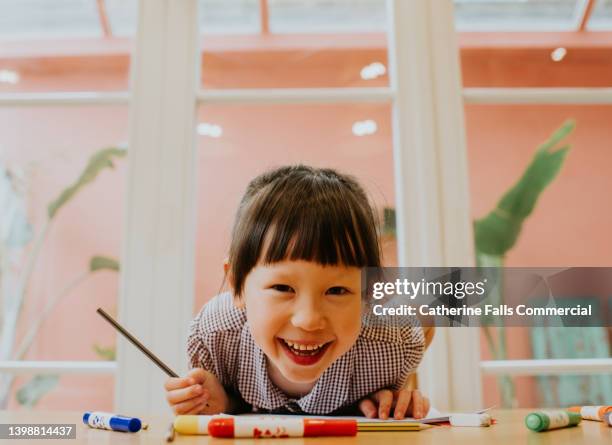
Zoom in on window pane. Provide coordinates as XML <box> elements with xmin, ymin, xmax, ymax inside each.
<box><xmin>198</xmin><ymin>0</ymin><xmax>388</xmax><ymax>88</ymax></box>
<box><xmin>454</xmin><ymin>0</ymin><xmax>582</xmax><ymax>31</ymax></box>
<box><xmin>268</xmin><ymin>0</ymin><xmax>386</xmax><ymax>33</ymax></box>
<box><xmin>194</xmin><ymin>103</ymin><xmax>396</xmax><ymax>311</ymax></box>
<box><xmin>588</xmin><ymin>0</ymin><xmax>612</xmax><ymax>30</ymax></box>
<box><xmin>106</xmin><ymin>0</ymin><xmax>139</xmax><ymax>36</ymax></box>
<box><xmin>0</xmin><ymin>106</ymin><xmax>127</xmax><ymax>410</ymax></box>
<box><xmin>199</xmin><ymin>0</ymin><xmax>260</xmax><ymax>34</ymax></box>
<box><xmin>465</xmin><ymin>104</ymin><xmax>612</xmax><ymax>408</ymax></box>
<box><xmin>0</xmin><ymin>0</ymin><xmax>101</xmax><ymax>39</ymax></box>
<box><xmin>8</xmin><ymin>375</ymin><xmax>114</xmax><ymax>411</ymax></box>
<box><xmin>0</xmin><ymin>0</ymin><xmax>136</xmax><ymax>92</ymax></box>
<box><xmin>461</xmin><ymin>44</ymin><xmax>612</xmax><ymax>88</ymax></box>
<box><xmin>203</xmin><ymin>33</ymin><xmax>391</xmax><ymax>90</ymax></box>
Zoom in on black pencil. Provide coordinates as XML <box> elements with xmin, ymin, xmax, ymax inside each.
<box><xmin>96</xmin><ymin>307</ymin><xmax>179</xmax><ymax>378</ymax></box>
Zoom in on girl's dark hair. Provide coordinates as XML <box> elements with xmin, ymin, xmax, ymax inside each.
<box><xmin>228</xmin><ymin>165</ymin><xmax>381</xmax><ymax>296</ymax></box>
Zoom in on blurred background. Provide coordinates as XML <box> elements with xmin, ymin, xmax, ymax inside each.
<box><xmin>0</xmin><ymin>0</ymin><xmax>611</xmax><ymax>413</ymax></box>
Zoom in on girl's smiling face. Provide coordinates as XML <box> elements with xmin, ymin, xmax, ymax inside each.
<box><xmin>236</xmin><ymin>260</ymin><xmax>362</xmax><ymax>386</ymax></box>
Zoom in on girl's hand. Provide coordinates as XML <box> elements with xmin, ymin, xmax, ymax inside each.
<box><xmin>358</xmin><ymin>388</ymin><xmax>430</xmax><ymax>420</ymax></box>
<box><xmin>164</xmin><ymin>368</ymin><xmax>229</xmax><ymax>415</ymax></box>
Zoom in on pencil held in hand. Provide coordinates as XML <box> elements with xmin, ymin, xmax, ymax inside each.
<box><xmin>96</xmin><ymin>307</ymin><xmax>179</xmax><ymax>378</ymax></box>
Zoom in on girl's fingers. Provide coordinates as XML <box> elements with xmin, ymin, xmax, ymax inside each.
<box><xmin>166</xmin><ymin>384</ymin><xmax>203</xmax><ymax>405</ymax></box>
<box><xmin>172</xmin><ymin>393</ymin><xmax>209</xmax><ymax>415</ymax></box>
<box><xmin>393</xmin><ymin>389</ymin><xmax>413</xmax><ymax>420</ymax></box>
<box><xmin>422</xmin><ymin>396</ymin><xmax>430</xmax><ymax>418</ymax></box>
<box><xmin>165</xmin><ymin>369</ymin><xmax>207</xmax><ymax>392</ymax></box>
<box><xmin>164</xmin><ymin>377</ymin><xmax>192</xmax><ymax>391</ymax></box>
<box><xmin>411</xmin><ymin>390</ymin><xmax>424</xmax><ymax>418</ymax></box>
<box><xmin>187</xmin><ymin>368</ymin><xmax>208</xmax><ymax>384</ymax></box>
<box><xmin>188</xmin><ymin>402</ymin><xmax>208</xmax><ymax>415</ymax></box>
<box><xmin>374</xmin><ymin>390</ymin><xmax>394</xmax><ymax>420</ymax></box>
<box><xmin>358</xmin><ymin>398</ymin><xmax>378</xmax><ymax>418</ymax></box>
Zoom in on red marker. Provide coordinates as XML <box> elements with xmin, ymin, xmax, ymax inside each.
<box><xmin>208</xmin><ymin>417</ymin><xmax>357</xmax><ymax>438</ymax></box>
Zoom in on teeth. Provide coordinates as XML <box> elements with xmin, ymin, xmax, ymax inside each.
<box><xmin>283</xmin><ymin>340</ymin><xmax>326</xmax><ymax>351</ymax></box>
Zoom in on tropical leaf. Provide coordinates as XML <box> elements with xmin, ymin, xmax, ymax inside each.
<box><xmin>0</xmin><ymin>167</ymin><xmax>33</xmax><ymax>247</ymax></box>
<box><xmin>15</xmin><ymin>375</ymin><xmax>59</xmax><ymax>408</ymax></box>
<box><xmin>47</xmin><ymin>147</ymin><xmax>126</xmax><ymax>219</ymax></box>
<box><xmin>93</xmin><ymin>343</ymin><xmax>116</xmax><ymax>361</ymax></box>
<box><xmin>382</xmin><ymin>207</ymin><xmax>396</xmax><ymax>237</ymax></box>
<box><xmin>474</xmin><ymin>120</ymin><xmax>574</xmax><ymax>256</ymax></box>
<box><xmin>90</xmin><ymin>256</ymin><xmax>120</xmax><ymax>273</ymax></box>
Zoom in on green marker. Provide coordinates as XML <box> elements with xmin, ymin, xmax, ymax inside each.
<box><xmin>525</xmin><ymin>410</ymin><xmax>581</xmax><ymax>432</ymax></box>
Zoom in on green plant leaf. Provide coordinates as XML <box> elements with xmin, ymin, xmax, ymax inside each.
<box><xmin>47</xmin><ymin>147</ymin><xmax>126</xmax><ymax>219</ymax></box>
<box><xmin>93</xmin><ymin>343</ymin><xmax>116</xmax><ymax>361</ymax></box>
<box><xmin>474</xmin><ymin>120</ymin><xmax>575</xmax><ymax>256</ymax></box>
<box><xmin>90</xmin><ymin>256</ymin><xmax>120</xmax><ymax>273</ymax></box>
<box><xmin>382</xmin><ymin>207</ymin><xmax>396</xmax><ymax>237</ymax></box>
<box><xmin>16</xmin><ymin>375</ymin><xmax>59</xmax><ymax>408</ymax></box>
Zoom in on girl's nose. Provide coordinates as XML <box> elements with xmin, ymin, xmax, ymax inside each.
<box><xmin>290</xmin><ymin>299</ymin><xmax>325</xmax><ymax>331</ymax></box>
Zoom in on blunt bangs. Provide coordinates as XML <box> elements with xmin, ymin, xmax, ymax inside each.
<box><xmin>228</xmin><ymin>166</ymin><xmax>381</xmax><ymax>296</ymax></box>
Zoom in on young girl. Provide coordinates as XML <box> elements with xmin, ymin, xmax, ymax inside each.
<box><xmin>165</xmin><ymin>165</ymin><xmax>430</xmax><ymax>419</ymax></box>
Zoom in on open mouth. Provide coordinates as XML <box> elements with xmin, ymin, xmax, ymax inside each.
<box><xmin>277</xmin><ymin>338</ymin><xmax>333</xmax><ymax>366</ymax></box>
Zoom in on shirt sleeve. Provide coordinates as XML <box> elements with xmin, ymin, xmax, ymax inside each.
<box><xmin>185</xmin><ymin>293</ymin><xmax>245</xmax><ymax>388</ymax></box>
<box><xmin>186</xmin><ymin>308</ymin><xmax>215</xmax><ymax>371</ymax></box>
<box><xmin>392</xmin><ymin>324</ymin><xmax>425</xmax><ymax>390</ymax></box>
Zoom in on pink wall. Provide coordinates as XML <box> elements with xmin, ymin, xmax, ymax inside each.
<box><xmin>2</xmin><ymin>36</ymin><xmax>610</xmax><ymax>410</ymax></box>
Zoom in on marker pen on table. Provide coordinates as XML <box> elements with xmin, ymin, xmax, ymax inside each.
<box><xmin>174</xmin><ymin>415</ymin><xmax>215</xmax><ymax>435</ymax></box>
<box><xmin>208</xmin><ymin>417</ymin><xmax>357</xmax><ymax>438</ymax></box>
<box><xmin>568</xmin><ymin>405</ymin><xmax>612</xmax><ymax>421</ymax></box>
<box><xmin>525</xmin><ymin>410</ymin><xmax>581</xmax><ymax>432</ymax></box>
<box><xmin>83</xmin><ymin>412</ymin><xmax>142</xmax><ymax>433</ymax></box>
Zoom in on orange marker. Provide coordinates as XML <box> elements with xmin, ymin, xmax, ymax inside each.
<box><xmin>568</xmin><ymin>406</ymin><xmax>612</xmax><ymax>421</ymax></box>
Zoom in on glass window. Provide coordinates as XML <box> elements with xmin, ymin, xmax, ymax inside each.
<box><xmin>105</xmin><ymin>0</ymin><xmax>139</xmax><ymax>36</ymax></box>
<box><xmin>200</xmin><ymin>42</ymin><xmax>389</xmax><ymax>89</ymax></box>
<box><xmin>588</xmin><ymin>0</ymin><xmax>612</xmax><ymax>30</ymax></box>
<box><xmin>465</xmin><ymin>104</ymin><xmax>612</xmax><ymax>408</ymax></box>
<box><xmin>0</xmin><ymin>0</ymin><xmax>101</xmax><ymax>39</ymax></box>
<box><xmin>199</xmin><ymin>0</ymin><xmax>260</xmax><ymax>34</ymax></box>
<box><xmin>0</xmin><ymin>0</ymin><xmax>137</xmax><ymax>92</ymax></box>
<box><xmin>268</xmin><ymin>0</ymin><xmax>386</xmax><ymax>33</ymax></box>
<box><xmin>199</xmin><ymin>1</ymin><xmax>388</xmax><ymax>89</ymax></box>
<box><xmin>0</xmin><ymin>106</ymin><xmax>127</xmax><ymax>410</ymax></box>
<box><xmin>454</xmin><ymin>0</ymin><xmax>582</xmax><ymax>31</ymax></box>
<box><xmin>194</xmin><ymin>103</ymin><xmax>396</xmax><ymax>311</ymax></box>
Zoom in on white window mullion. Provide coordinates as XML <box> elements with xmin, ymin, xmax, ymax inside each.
<box><xmin>117</xmin><ymin>0</ymin><xmax>199</xmax><ymax>414</ymax></box>
<box><xmin>0</xmin><ymin>92</ymin><xmax>129</xmax><ymax>106</ymax></box>
<box><xmin>387</xmin><ymin>0</ymin><xmax>479</xmax><ymax>411</ymax></box>
<box><xmin>0</xmin><ymin>361</ymin><xmax>116</xmax><ymax>375</ymax></box>
<box><xmin>3</xmin><ymin>87</ymin><xmax>612</xmax><ymax>108</ymax></box>
<box><xmin>464</xmin><ymin>87</ymin><xmax>612</xmax><ymax>104</ymax></box>
<box><xmin>197</xmin><ymin>87</ymin><xmax>393</xmax><ymax>104</ymax></box>
<box><xmin>481</xmin><ymin>358</ymin><xmax>612</xmax><ymax>376</ymax></box>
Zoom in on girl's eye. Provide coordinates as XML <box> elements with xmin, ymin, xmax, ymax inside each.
<box><xmin>270</xmin><ymin>284</ymin><xmax>294</xmax><ymax>293</ymax></box>
<box><xmin>326</xmin><ymin>286</ymin><xmax>350</xmax><ymax>296</ymax></box>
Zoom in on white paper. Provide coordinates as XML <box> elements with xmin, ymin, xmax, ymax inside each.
<box><xmin>237</xmin><ymin>406</ymin><xmax>491</xmax><ymax>425</ymax></box>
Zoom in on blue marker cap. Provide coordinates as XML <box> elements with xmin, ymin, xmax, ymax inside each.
<box><xmin>83</xmin><ymin>412</ymin><xmax>142</xmax><ymax>433</ymax></box>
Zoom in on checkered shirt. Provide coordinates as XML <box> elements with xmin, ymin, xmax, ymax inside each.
<box><xmin>186</xmin><ymin>292</ymin><xmax>424</xmax><ymax>415</ymax></box>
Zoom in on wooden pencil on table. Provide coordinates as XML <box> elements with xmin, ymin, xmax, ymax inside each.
<box><xmin>165</xmin><ymin>422</ymin><xmax>175</xmax><ymax>442</ymax></box>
